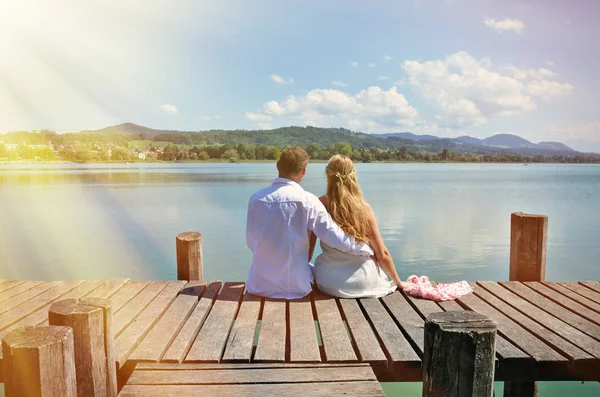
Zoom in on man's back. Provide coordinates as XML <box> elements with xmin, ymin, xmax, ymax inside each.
<box><xmin>246</xmin><ymin>178</ymin><xmax>316</xmax><ymax>299</ymax></box>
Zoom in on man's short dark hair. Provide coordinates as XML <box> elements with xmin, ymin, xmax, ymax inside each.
<box><xmin>277</xmin><ymin>146</ymin><xmax>309</xmax><ymax>176</ymax></box>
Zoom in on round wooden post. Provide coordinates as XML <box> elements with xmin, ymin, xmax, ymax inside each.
<box><xmin>509</xmin><ymin>212</ymin><xmax>548</xmax><ymax>283</ymax></box>
<box><xmin>176</xmin><ymin>231</ymin><xmax>203</xmax><ymax>281</ymax></box>
<box><xmin>48</xmin><ymin>298</ymin><xmax>117</xmax><ymax>397</ymax></box>
<box><xmin>423</xmin><ymin>311</ymin><xmax>497</xmax><ymax>397</ymax></box>
<box><xmin>2</xmin><ymin>326</ymin><xmax>77</xmax><ymax>397</ymax></box>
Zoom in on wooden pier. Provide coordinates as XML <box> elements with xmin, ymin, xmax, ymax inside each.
<box><xmin>0</xmin><ymin>213</ymin><xmax>599</xmax><ymax>396</ymax></box>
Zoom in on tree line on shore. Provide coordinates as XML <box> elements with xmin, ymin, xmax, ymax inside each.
<box><xmin>1</xmin><ymin>130</ymin><xmax>599</xmax><ymax>164</ymax></box>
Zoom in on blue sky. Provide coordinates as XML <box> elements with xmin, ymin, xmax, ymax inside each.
<box><xmin>1</xmin><ymin>0</ymin><xmax>599</xmax><ymax>150</ymax></box>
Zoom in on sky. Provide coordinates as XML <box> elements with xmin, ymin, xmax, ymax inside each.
<box><xmin>0</xmin><ymin>0</ymin><xmax>599</xmax><ymax>151</ymax></box>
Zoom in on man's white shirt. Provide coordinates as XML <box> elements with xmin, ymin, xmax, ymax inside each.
<box><xmin>246</xmin><ymin>177</ymin><xmax>374</xmax><ymax>299</ymax></box>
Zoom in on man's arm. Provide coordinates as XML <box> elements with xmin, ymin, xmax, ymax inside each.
<box><xmin>306</xmin><ymin>199</ymin><xmax>373</xmax><ymax>257</ymax></box>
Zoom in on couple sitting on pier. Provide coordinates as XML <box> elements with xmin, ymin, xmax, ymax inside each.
<box><xmin>245</xmin><ymin>146</ymin><xmax>415</xmax><ymax>300</ymax></box>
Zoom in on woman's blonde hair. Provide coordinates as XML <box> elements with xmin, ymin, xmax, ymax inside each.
<box><xmin>325</xmin><ymin>155</ymin><xmax>370</xmax><ymax>243</ymax></box>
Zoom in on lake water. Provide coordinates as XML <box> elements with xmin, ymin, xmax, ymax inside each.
<box><xmin>0</xmin><ymin>162</ymin><xmax>599</xmax><ymax>396</ymax></box>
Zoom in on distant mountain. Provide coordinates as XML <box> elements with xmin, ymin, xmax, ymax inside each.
<box><xmin>378</xmin><ymin>132</ymin><xmax>439</xmax><ymax>142</ymax></box>
<box><xmin>480</xmin><ymin>134</ymin><xmax>537</xmax><ymax>149</ymax></box>
<box><xmin>82</xmin><ymin>123</ymin><xmax>583</xmax><ymax>156</ymax></box>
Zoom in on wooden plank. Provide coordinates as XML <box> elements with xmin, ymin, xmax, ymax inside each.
<box><xmin>185</xmin><ymin>282</ymin><xmax>244</xmax><ymax>363</ymax></box>
<box><xmin>544</xmin><ymin>282</ymin><xmax>600</xmax><ymax>314</ymax></box>
<box><xmin>113</xmin><ymin>281</ymin><xmax>170</xmax><ymax>335</ymax></box>
<box><xmin>0</xmin><ymin>281</ymin><xmax>24</xmax><ymax>294</ymax></box>
<box><xmin>580</xmin><ymin>281</ymin><xmax>600</xmax><ymax>294</ymax></box>
<box><xmin>222</xmin><ymin>293</ymin><xmax>261</xmax><ymax>362</ymax></box>
<box><xmin>558</xmin><ymin>282</ymin><xmax>600</xmax><ymax>305</ymax></box>
<box><xmin>35</xmin><ymin>281</ymin><xmax>104</xmax><ymax>326</ymax></box>
<box><xmin>0</xmin><ymin>281</ymin><xmax>47</xmax><ymax>306</ymax></box>
<box><xmin>127</xmin><ymin>365</ymin><xmax>377</xmax><ymax>384</ymax></box>
<box><xmin>288</xmin><ymin>296</ymin><xmax>321</xmax><ymax>363</ymax></box>
<box><xmin>338</xmin><ymin>298</ymin><xmax>386</xmax><ymax>365</ymax></box>
<box><xmin>508</xmin><ymin>282</ymin><xmax>600</xmax><ymax>336</ymax></box>
<box><xmin>457</xmin><ymin>285</ymin><xmax>567</xmax><ymax>362</ymax></box>
<box><xmin>477</xmin><ymin>282</ymin><xmax>598</xmax><ymax>360</ymax></box>
<box><xmin>87</xmin><ymin>278</ymin><xmax>130</xmax><ymax>299</ymax></box>
<box><xmin>0</xmin><ymin>281</ymin><xmax>61</xmax><ymax>314</ymax></box>
<box><xmin>381</xmin><ymin>292</ymin><xmax>425</xmax><ymax>356</ymax></box>
<box><xmin>436</xmin><ymin>293</ymin><xmax>529</xmax><ymax>361</ymax></box>
<box><xmin>359</xmin><ymin>297</ymin><xmax>420</xmax><ymax>365</ymax></box>
<box><xmin>109</xmin><ymin>281</ymin><xmax>151</xmax><ymax>313</ymax></box>
<box><xmin>115</xmin><ymin>281</ymin><xmax>187</xmax><ymax>368</ymax></box>
<box><xmin>254</xmin><ymin>299</ymin><xmax>287</xmax><ymax>362</ymax></box>
<box><xmin>403</xmin><ymin>292</ymin><xmax>446</xmax><ymax>319</ymax></box>
<box><xmin>0</xmin><ymin>280</ymin><xmax>83</xmax><ymax>331</ymax></box>
<box><xmin>162</xmin><ymin>281</ymin><xmax>222</xmax><ymax>363</ymax></box>
<box><xmin>129</xmin><ymin>282</ymin><xmax>206</xmax><ymax>362</ymax></box>
<box><xmin>119</xmin><ymin>382</ymin><xmax>385</xmax><ymax>397</ymax></box>
<box><xmin>135</xmin><ymin>362</ymin><xmax>384</xmax><ymax>370</ymax></box>
<box><xmin>313</xmin><ymin>294</ymin><xmax>357</xmax><ymax>362</ymax></box>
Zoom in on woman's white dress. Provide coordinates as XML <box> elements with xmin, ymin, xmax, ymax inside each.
<box><xmin>314</xmin><ymin>241</ymin><xmax>397</xmax><ymax>298</ymax></box>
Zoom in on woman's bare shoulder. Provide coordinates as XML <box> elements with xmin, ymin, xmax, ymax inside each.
<box><xmin>319</xmin><ymin>195</ymin><xmax>329</xmax><ymax>206</ymax></box>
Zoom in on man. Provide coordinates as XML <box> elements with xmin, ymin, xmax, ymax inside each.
<box><xmin>246</xmin><ymin>146</ymin><xmax>373</xmax><ymax>299</ymax></box>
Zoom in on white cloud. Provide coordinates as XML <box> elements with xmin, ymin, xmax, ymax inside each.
<box><xmin>332</xmin><ymin>81</ymin><xmax>347</xmax><ymax>87</ymax></box>
<box><xmin>350</xmin><ymin>61</ymin><xmax>358</xmax><ymax>67</ymax></box>
<box><xmin>546</xmin><ymin>122</ymin><xmax>600</xmax><ymax>143</ymax></box>
<box><xmin>271</xmin><ymin>74</ymin><xmax>293</xmax><ymax>86</ymax></box>
<box><xmin>367</xmin><ymin>63</ymin><xmax>376</xmax><ymax>68</ymax></box>
<box><xmin>160</xmin><ymin>104</ymin><xmax>178</xmax><ymax>115</ymax></box>
<box><xmin>198</xmin><ymin>114</ymin><xmax>220</xmax><ymax>121</ymax></box>
<box><xmin>403</xmin><ymin>51</ymin><xmax>573</xmax><ymax>127</ymax></box>
<box><xmin>484</xmin><ymin>16</ymin><xmax>525</xmax><ymax>34</ymax></box>
<box><xmin>384</xmin><ymin>55</ymin><xmax>392</xmax><ymax>62</ymax></box>
<box><xmin>246</xmin><ymin>86</ymin><xmax>418</xmax><ymax>132</ymax></box>
<box><xmin>526</xmin><ymin>80</ymin><xmax>574</xmax><ymax>102</ymax></box>
<box><xmin>245</xmin><ymin>112</ymin><xmax>273</xmax><ymax>122</ymax></box>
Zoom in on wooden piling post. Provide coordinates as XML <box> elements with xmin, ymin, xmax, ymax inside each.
<box><xmin>2</xmin><ymin>326</ymin><xmax>77</xmax><ymax>397</ymax></box>
<box><xmin>422</xmin><ymin>311</ymin><xmax>497</xmax><ymax>397</ymax></box>
<box><xmin>506</xmin><ymin>212</ymin><xmax>548</xmax><ymax>397</ymax></box>
<box><xmin>49</xmin><ymin>298</ymin><xmax>117</xmax><ymax>397</ymax></box>
<box><xmin>176</xmin><ymin>231</ymin><xmax>203</xmax><ymax>281</ymax></box>
<box><xmin>509</xmin><ymin>212</ymin><xmax>548</xmax><ymax>282</ymax></box>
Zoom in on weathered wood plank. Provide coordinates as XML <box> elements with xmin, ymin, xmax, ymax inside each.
<box><xmin>580</xmin><ymin>281</ymin><xmax>600</xmax><ymax>294</ymax></box>
<box><xmin>254</xmin><ymin>299</ymin><xmax>287</xmax><ymax>362</ymax></box>
<box><xmin>457</xmin><ymin>285</ymin><xmax>567</xmax><ymax>362</ymax></box>
<box><xmin>114</xmin><ymin>281</ymin><xmax>170</xmax><ymax>335</ymax></box>
<box><xmin>338</xmin><ymin>298</ymin><xmax>386</xmax><ymax>365</ymax></box>
<box><xmin>436</xmin><ymin>292</ymin><xmax>529</xmax><ymax>362</ymax></box>
<box><xmin>129</xmin><ymin>282</ymin><xmax>206</xmax><ymax>362</ymax></box>
<box><xmin>185</xmin><ymin>282</ymin><xmax>244</xmax><ymax>363</ymax></box>
<box><xmin>476</xmin><ymin>282</ymin><xmax>598</xmax><ymax>360</ymax></box>
<box><xmin>359</xmin><ymin>297</ymin><xmax>420</xmax><ymax>365</ymax></box>
<box><xmin>127</xmin><ymin>365</ymin><xmax>377</xmax><ymax>384</ymax></box>
<box><xmin>288</xmin><ymin>296</ymin><xmax>321</xmax><ymax>363</ymax></box>
<box><xmin>403</xmin><ymin>292</ymin><xmax>445</xmax><ymax>319</ymax></box>
<box><xmin>381</xmin><ymin>291</ymin><xmax>426</xmax><ymax>356</ymax></box>
<box><xmin>558</xmin><ymin>282</ymin><xmax>600</xmax><ymax>305</ymax></box>
<box><xmin>107</xmin><ymin>281</ymin><xmax>151</xmax><ymax>314</ymax></box>
<box><xmin>135</xmin><ymin>362</ymin><xmax>383</xmax><ymax>370</ymax></box>
<box><xmin>118</xmin><ymin>382</ymin><xmax>385</xmax><ymax>397</ymax></box>
<box><xmin>86</xmin><ymin>278</ymin><xmax>130</xmax><ymax>299</ymax></box>
<box><xmin>162</xmin><ymin>281</ymin><xmax>222</xmax><ymax>363</ymax></box>
<box><xmin>507</xmin><ymin>282</ymin><xmax>600</xmax><ymax>337</ymax></box>
<box><xmin>0</xmin><ymin>281</ymin><xmax>25</xmax><ymax>294</ymax></box>
<box><xmin>222</xmin><ymin>293</ymin><xmax>261</xmax><ymax>362</ymax></box>
<box><xmin>115</xmin><ymin>281</ymin><xmax>187</xmax><ymax>368</ymax></box>
<box><xmin>33</xmin><ymin>281</ymin><xmax>104</xmax><ymax>326</ymax></box>
<box><xmin>0</xmin><ymin>281</ymin><xmax>83</xmax><ymax>331</ymax></box>
<box><xmin>544</xmin><ymin>282</ymin><xmax>600</xmax><ymax>314</ymax></box>
<box><xmin>313</xmin><ymin>294</ymin><xmax>357</xmax><ymax>362</ymax></box>
<box><xmin>0</xmin><ymin>281</ymin><xmax>57</xmax><ymax>311</ymax></box>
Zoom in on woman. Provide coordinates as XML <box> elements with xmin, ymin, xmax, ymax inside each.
<box><xmin>310</xmin><ymin>155</ymin><xmax>413</xmax><ymax>298</ymax></box>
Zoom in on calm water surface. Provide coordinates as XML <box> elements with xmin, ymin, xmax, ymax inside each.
<box><xmin>0</xmin><ymin>163</ymin><xmax>599</xmax><ymax>396</ymax></box>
